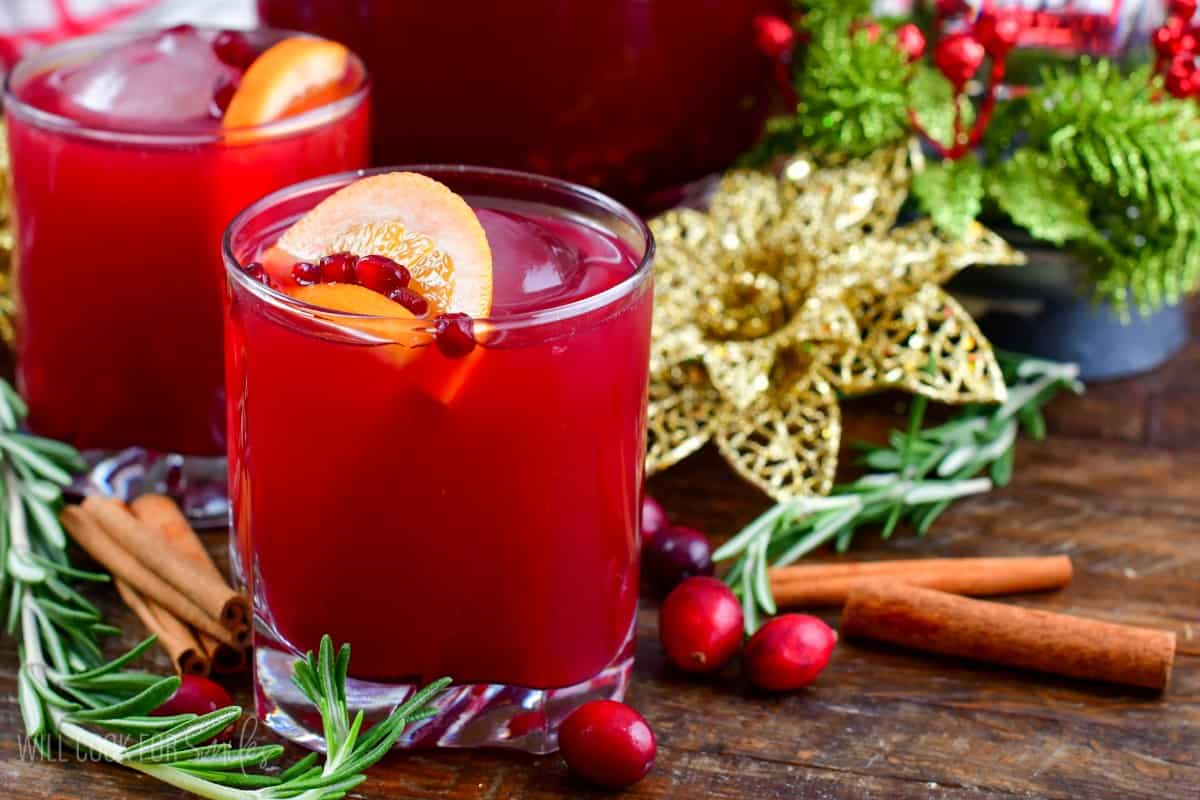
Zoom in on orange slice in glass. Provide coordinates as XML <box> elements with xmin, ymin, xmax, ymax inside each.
<box><xmin>276</xmin><ymin>172</ymin><xmax>493</xmax><ymax>319</ymax></box>
<box><xmin>223</xmin><ymin>37</ymin><xmax>351</xmax><ymax>129</ymax></box>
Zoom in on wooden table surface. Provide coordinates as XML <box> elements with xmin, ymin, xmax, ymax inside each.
<box><xmin>2</xmin><ymin>319</ymin><xmax>1198</xmax><ymax>800</ymax></box>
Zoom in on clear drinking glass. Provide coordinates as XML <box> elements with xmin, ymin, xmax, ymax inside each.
<box><xmin>223</xmin><ymin>166</ymin><xmax>654</xmax><ymax>752</ymax></box>
<box><xmin>4</xmin><ymin>27</ymin><xmax>370</xmax><ymax>521</ymax></box>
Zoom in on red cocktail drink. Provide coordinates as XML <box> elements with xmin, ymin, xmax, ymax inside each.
<box><xmin>5</xmin><ymin>27</ymin><xmax>369</xmax><ymax>456</ymax></box>
<box><xmin>224</xmin><ymin>167</ymin><xmax>653</xmax><ymax>752</ymax></box>
<box><xmin>257</xmin><ymin>0</ymin><xmax>784</xmax><ymax>205</ymax></box>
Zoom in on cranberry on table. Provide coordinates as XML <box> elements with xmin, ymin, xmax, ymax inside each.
<box><xmin>644</xmin><ymin>525</ymin><xmax>714</xmax><ymax>593</ymax></box>
<box><xmin>153</xmin><ymin>675</ymin><xmax>234</xmax><ymax>718</ymax></box>
<box><xmin>744</xmin><ymin>614</ymin><xmax>837</xmax><ymax>692</ymax></box>
<box><xmin>660</xmin><ymin>577</ymin><xmax>744</xmax><ymax>673</ymax></box>
<box><xmin>641</xmin><ymin>494</ymin><xmax>669</xmax><ymax>543</ymax></box>
<box><xmin>559</xmin><ymin>700</ymin><xmax>656</xmax><ymax>790</ymax></box>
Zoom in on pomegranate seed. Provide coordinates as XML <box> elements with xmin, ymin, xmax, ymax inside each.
<box><xmin>643</xmin><ymin>526</ymin><xmax>713</xmax><ymax>594</ymax></box>
<box><xmin>659</xmin><ymin>577</ymin><xmax>744</xmax><ymax>673</ymax></box>
<box><xmin>319</xmin><ymin>252</ymin><xmax>357</xmax><ymax>283</ymax></box>
<box><xmin>354</xmin><ymin>254</ymin><xmax>407</xmax><ymax>294</ymax></box>
<box><xmin>212</xmin><ymin>30</ymin><xmax>258</xmax><ymax>70</ymax></box>
<box><xmin>434</xmin><ymin>313</ymin><xmax>476</xmax><ymax>357</ymax></box>
<box><xmin>743</xmin><ymin>614</ymin><xmax>837</xmax><ymax>691</ymax></box>
<box><xmin>164</xmin><ymin>24</ymin><xmax>197</xmax><ymax>36</ymax></box>
<box><xmin>292</xmin><ymin>261</ymin><xmax>321</xmax><ymax>286</ymax></box>
<box><xmin>389</xmin><ymin>287</ymin><xmax>430</xmax><ymax>316</ymax></box>
<box><xmin>641</xmin><ymin>493</ymin><xmax>669</xmax><ymax>544</ymax></box>
<box><xmin>211</xmin><ymin>76</ymin><xmax>239</xmax><ymax>116</ymax></box>
<box><xmin>242</xmin><ymin>261</ymin><xmax>270</xmax><ymax>286</ymax></box>
<box><xmin>559</xmin><ymin>701</ymin><xmax>656</xmax><ymax>789</ymax></box>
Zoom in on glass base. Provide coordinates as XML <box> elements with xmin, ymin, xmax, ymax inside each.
<box><xmin>71</xmin><ymin>447</ymin><xmax>229</xmax><ymax>528</ymax></box>
<box><xmin>253</xmin><ymin>631</ymin><xmax>634</xmax><ymax>754</ymax></box>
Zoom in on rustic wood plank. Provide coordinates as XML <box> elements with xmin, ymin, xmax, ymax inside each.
<box><xmin>0</xmin><ymin>333</ymin><xmax>1196</xmax><ymax>799</ymax></box>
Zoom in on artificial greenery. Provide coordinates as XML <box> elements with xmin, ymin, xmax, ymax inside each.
<box><xmin>714</xmin><ymin>353</ymin><xmax>1082</xmax><ymax>632</ymax></box>
<box><xmin>754</xmin><ymin>0</ymin><xmax>1200</xmax><ymax>313</ymax></box>
<box><xmin>0</xmin><ymin>378</ymin><xmax>448</xmax><ymax>799</ymax></box>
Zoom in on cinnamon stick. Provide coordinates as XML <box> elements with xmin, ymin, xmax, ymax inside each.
<box><xmin>82</xmin><ymin>495</ymin><xmax>249</xmax><ymax>632</ymax></box>
<box><xmin>841</xmin><ymin>581</ymin><xmax>1176</xmax><ymax>690</ymax></box>
<box><xmin>60</xmin><ymin>506</ymin><xmax>239</xmax><ymax>647</ymax></box>
<box><xmin>115</xmin><ymin>579</ymin><xmax>209</xmax><ymax>676</ymax></box>
<box><xmin>201</xmin><ymin>631</ymin><xmax>249</xmax><ymax>674</ymax></box>
<box><xmin>131</xmin><ymin>494</ymin><xmax>251</xmax><ymax>667</ymax></box>
<box><xmin>771</xmin><ymin>555</ymin><xmax>1073</xmax><ymax>607</ymax></box>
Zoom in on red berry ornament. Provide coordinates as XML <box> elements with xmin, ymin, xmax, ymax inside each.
<box><xmin>1166</xmin><ymin>62</ymin><xmax>1196</xmax><ymax>98</ymax></box>
<box><xmin>660</xmin><ymin>577</ymin><xmax>744</xmax><ymax>673</ymax></box>
<box><xmin>935</xmin><ymin>33</ymin><xmax>987</xmax><ymax>89</ymax></box>
<box><xmin>559</xmin><ymin>701</ymin><xmax>656</xmax><ymax>789</ymax></box>
<box><xmin>1170</xmin><ymin>0</ymin><xmax>1198</xmax><ymax>20</ymax></box>
<box><xmin>744</xmin><ymin>614</ymin><xmax>837</xmax><ymax>691</ymax></box>
<box><xmin>1154</xmin><ymin>23</ymin><xmax>1185</xmax><ymax>59</ymax></box>
<box><xmin>752</xmin><ymin>14</ymin><xmax>796</xmax><ymax>60</ymax></box>
<box><xmin>850</xmin><ymin>19</ymin><xmax>882</xmax><ymax>42</ymax></box>
<box><xmin>895</xmin><ymin>23</ymin><xmax>927</xmax><ymax>61</ymax></box>
<box><xmin>974</xmin><ymin>10</ymin><xmax>1023</xmax><ymax>58</ymax></box>
<box><xmin>641</xmin><ymin>493</ymin><xmax>669</xmax><ymax>543</ymax></box>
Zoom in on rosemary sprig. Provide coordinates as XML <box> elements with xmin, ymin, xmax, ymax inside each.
<box><xmin>0</xmin><ymin>377</ymin><xmax>449</xmax><ymax>798</ymax></box>
<box><xmin>715</xmin><ymin>353</ymin><xmax>1083</xmax><ymax>632</ymax></box>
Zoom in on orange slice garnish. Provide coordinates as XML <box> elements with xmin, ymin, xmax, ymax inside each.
<box><xmin>223</xmin><ymin>37</ymin><xmax>351</xmax><ymax>129</ymax></box>
<box><xmin>276</xmin><ymin>172</ymin><xmax>493</xmax><ymax>319</ymax></box>
<box><xmin>291</xmin><ymin>284</ymin><xmax>418</xmax><ymax>338</ymax></box>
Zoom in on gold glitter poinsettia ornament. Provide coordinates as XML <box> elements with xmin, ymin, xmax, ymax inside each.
<box><xmin>646</xmin><ymin>143</ymin><xmax>1023</xmax><ymax>501</ymax></box>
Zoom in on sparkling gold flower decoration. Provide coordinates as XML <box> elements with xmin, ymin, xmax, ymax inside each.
<box><xmin>646</xmin><ymin>143</ymin><xmax>1024</xmax><ymax>500</ymax></box>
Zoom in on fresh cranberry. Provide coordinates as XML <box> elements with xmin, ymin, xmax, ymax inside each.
<box><xmin>641</xmin><ymin>494</ymin><xmax>669</xmax><ymax>544</ymax></box>
<box><xmin>212</xmin><ymin>30</ymin><xmax>258</xmax><ymax>70</ymax></box>
<box><xmin>743</xmin><ymin>614</ymin><xmax>837</xmax><ymax>692</ymax></box>
<box><xmin>973</xmin><ymin>10</ymin><xmax>1023</xmax><ymax>58</ymax></box>
<box><xmin>894</xmin><ymin>23</ymin><xmax>926</xmax><ymax>61</ymax></box>
<box><xmin>389</xmin><ymin>287</ymin><xmax>430</xmax><ymax>316</ymax></box>
<box><xmin>242</xmin><ymin>261</ymin><xmax>270</xmax><ymax>286</ymax></box>
<box><xmin>644</xmin><ymin>526</ymin><xmax>713</xmax><ymax>593</ymax></box>
<box><xmin>354</xmin><ymin>254</ymin><xmax>408</xmax><ymax>294</ymax></box>
<box><xmin>434</xmin><ymin>313</ymin><xmax>476</xmax><ymax>358</ymax></box>
<box><xmin>319</xmin><ymin>252</ymin><xmax>358</xmax><ymax>283</ymax></box>
<box><xmin>559</xmin><ymin>701</ymin><xmax>656</xmax><ymax>789</ymax></box>
<box><xmin>292</xmin><ymin>261</ymin><xmax>321</xmax><ymax>286</ymax></box>
<box><xmin>660</xmin><ymin>577</ymin><xmax>744</xmax><ymax>673</ymax></box>
<box><xmin>211</xmin><ymin>76</ymin><xmax>239</xmax><ymax>116</ymax></box>
<box><xmin>153</xmin><ymin>675</ymin><xmax>233</xmax><ymax>717</ymax></box>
